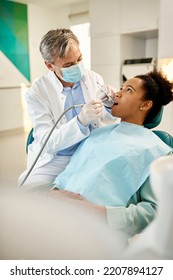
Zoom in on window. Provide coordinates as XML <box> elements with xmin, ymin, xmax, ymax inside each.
<box><xmin>71</xmin><ymin>23</ymin><xmax>91</xmax><ymax>70</ymax></box>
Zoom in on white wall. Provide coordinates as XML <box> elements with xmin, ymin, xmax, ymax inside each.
<box><xmin>28</xmin><ymin>4</ymin><xmax>71</xmax><ymax>82</ymax></box>
<box><xmin>0</xmin><ymin>3</ymin><xmax>75</xmax><ymax>132</ymax></box>
<box><xmin>0</xmin><ymin>50</ymin><xmax>30</xmax><ymax>131</ymax></box>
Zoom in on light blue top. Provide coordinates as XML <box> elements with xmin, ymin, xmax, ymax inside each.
<box><xmin>54</xmin><ymin>122</ymin><xmax>172</xmax><ymax>206</ymax></box>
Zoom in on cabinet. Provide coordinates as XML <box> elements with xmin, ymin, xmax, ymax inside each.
<box><xmin>89</xmin><ymin>0</ymin><xmax>121</xmax><ymax>87</ymax></box>
<box><xmin>158</xmin><ymin>0</ymin><xmax>173</xmax><ymax>58</ymax></box>
<box><xmin>157</xmin><ymin>0</ymin><xmax>173</xmax><ymax>135</ymax></box>
<box><xmin>89</xmin><ymin>0</ymin><xmax>120</xmax><ymax>37</ymax></box>
<box><xmin>120</xmin><ymin>0</ymin><xmax>159</xmax><ymax>34</ymax></box>
<box><xmin>119</xmin><ymin>0</ymin><xmax>159</xmax><ymax>63</ymax></box>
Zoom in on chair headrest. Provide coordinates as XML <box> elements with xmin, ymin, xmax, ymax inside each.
<box><xmin>144</xmin><ymin>107</ymin><xmax>163</xmax><ymax>129</ymax></box>
<box><xmin>153</xmin><ymin>130</ymin><xmax>173</xmax><ymax>148</ymax></box>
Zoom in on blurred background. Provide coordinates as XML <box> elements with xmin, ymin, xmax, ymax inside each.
<box><xmin>0</xmin><ymin>0</ymin><xmax>173</xmax><ymax>189</ymax></box>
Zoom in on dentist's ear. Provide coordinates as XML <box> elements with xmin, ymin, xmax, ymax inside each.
<box><xmin>45</xmin><ymin>61</ymin><xmax>54</xmax><ymax>71</ymax></box>
<box><xmin>140</xmin><ymin>100</ymin><xmax>153</xmax><ymax>111</ymax></box>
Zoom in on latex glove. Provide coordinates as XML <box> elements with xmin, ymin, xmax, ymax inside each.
<box><xmin>77</xmin><ymin>100</ymin><xmax>103</xmax><ymax>126</ymax></box>
<box><xmin>97</xmin><ymin>84</ymin><xmax>117</xmax><ymax>108</ymax></box>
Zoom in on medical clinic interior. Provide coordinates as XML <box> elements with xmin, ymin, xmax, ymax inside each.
<box><xmin>0</xmin><ymin>0</ymin><xmax>173</xmax><ymax>260</ymax></box>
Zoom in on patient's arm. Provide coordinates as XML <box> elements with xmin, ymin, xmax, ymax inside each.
<box><xmin>106</xmin><ymin>177</ymin><xmax>157</xmax><ymax>237</ymax></box>
<box><xmin>48</xmin><ymin>189</ymin><xmax>84</xmax><ymax>200</ymax></box>
<box><xmin>48</xmin><ymin>178</ymin><xmax>156</xmax><ymax>237</ymax></box>
<box><xmin>48</xmin><ymin>188</ymin><xmax>107</xmax><ymax>222</ymax></box>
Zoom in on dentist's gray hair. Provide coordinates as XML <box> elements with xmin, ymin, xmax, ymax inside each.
<box><xmin>39</xmin><ymin>28</ymin><xmax>79</xmax><ymax>63</ymax></box>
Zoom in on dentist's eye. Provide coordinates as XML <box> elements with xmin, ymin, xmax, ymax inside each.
<box><xmin>77</xmin><ymin>56</ymin><xmax>82</xmax><ymax>62</ymax></box>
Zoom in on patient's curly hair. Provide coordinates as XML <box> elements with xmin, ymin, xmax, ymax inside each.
<box><xmin>135</xmin><ymin>70</ymin><xmax>173</xmax><ymax>125</ymax></box>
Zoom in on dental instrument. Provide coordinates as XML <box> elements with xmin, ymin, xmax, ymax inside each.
<box><xmin>97</xmin><ymin>82</ymin><xmax>116</xmax><ymax>108</ymax></box>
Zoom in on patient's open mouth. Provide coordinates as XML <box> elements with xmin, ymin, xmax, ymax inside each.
<box><xmin>113</xmin><ymin>100</ymin><xmax>118</xmax><ymax>105</ymax></box>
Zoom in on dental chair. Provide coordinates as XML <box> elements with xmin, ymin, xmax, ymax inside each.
<box><xmin>124</xmin><ymin>154</ymin><xmax>173</xmax><ymax>259</ymax></box>
<box><xmin>26</xmin><ymin>107</ymin><xmax>173</xmax><ymax>153</ymax></box>
<box><xmin>26</xmin><ymin>128</ymin><xmax>34</xmax><ymax>153</ymax></box>
<box><xmin>144</xmin><ymin>107</ymin><xmax>173</xmax><ymax>148</ymax></box>
<box><xmin>152</xmin><ymin>130</ymin><xmax>173</xmax><ymax>147</ymax></box>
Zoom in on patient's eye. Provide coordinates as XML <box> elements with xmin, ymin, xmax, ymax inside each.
<box><xmin>126</xmin><ymin>86</ymin><xmax>133</xmax><ymax>93</ymax></box>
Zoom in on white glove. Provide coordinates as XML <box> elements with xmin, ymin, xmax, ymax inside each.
<box><xmin>97</xmin><ymin>84</ymin><xmax>117</xmax><ymax>108</ymax></box>
<box><xmin>77</xmin><ymin>100</ymin><xmax>103</xmax><ymax>126</ymax></box>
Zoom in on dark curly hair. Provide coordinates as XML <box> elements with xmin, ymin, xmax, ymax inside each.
<box><xmin>135</xmin><ymin>70</ymin><xmax>173</xmax><ymax>125</ymax></box>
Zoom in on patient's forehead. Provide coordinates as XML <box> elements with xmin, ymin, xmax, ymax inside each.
<box><xmin>123</xmin><ymin>77</ymin><xmax>144</xmax><ymax>89</ymax></box>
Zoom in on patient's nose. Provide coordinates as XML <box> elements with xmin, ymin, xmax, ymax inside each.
<box><xmin>115</xmin><ymin>91</ymin><xmax>122</xmax><ymax>98</ymax></box>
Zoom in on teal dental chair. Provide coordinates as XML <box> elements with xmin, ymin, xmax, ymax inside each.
<box><xmin>144</xmin><ymin>107</ymin><xmax>173</xmax><ymax>148</ymax></box>
<box><xmin>26</xmin><ymin>107</ymin><xmax>173</xmax><ymax>153</ymax></box>
<box><xmin>152</xmin><ymin>130</ymin><xmax>173</xmax><ymax>147</ymax></box>
<box><xmin>26</xmin><ymin>128</ymin><xmax>34</xmax><ymax>153</ymax></box>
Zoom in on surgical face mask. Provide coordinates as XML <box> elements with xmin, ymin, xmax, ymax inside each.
<box><xmin>58</xmin><ymin>61</ymin><xmax>85</xmax><ymax>83</ymax></box>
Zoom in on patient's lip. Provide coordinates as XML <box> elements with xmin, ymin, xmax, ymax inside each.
<box><xmin>113</xmin><ymin>99</ymin><xmax>118</xmax><ymax>105</ymax></box>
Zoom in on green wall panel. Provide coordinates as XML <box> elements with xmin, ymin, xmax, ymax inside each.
<box><xmin>0</xmin><ymin>0</ymin><xmax>30</xmax><ymax>81</ymax></box>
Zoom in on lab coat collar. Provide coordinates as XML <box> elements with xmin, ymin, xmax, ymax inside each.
<box><xmin>48</xmin><ymin>70</ymin><xmax>86</xmax><ymax>94</ymax></box>
<box><xmin>47</xmin><ymin>69</ymin><xmax>96</xmax><ymax>105</ymax></box>
<box><xmin>80</xmin><ymin>71</ymin><xmax>93</xmax><ymax>104</ymax></box>
<box><xmin>47</xmin><ymin>70</ymin><xmax>64</xmax><ymax>93</ymax></box>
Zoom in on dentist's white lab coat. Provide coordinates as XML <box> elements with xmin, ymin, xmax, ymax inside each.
<box><xmin>21</xmin><ymin>69</ymin><xmax>115</xmax><ymax>184</ymax></box>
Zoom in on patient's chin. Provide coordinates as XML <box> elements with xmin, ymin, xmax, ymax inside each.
<box><xmin>111</xmin><ymin>105</ymin><xmax>119</xmax><ymax>117</ymax></box>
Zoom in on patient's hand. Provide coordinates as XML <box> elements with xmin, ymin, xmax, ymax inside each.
<box><xmin>48</xmin><ymin>189</ymin><xmax>107</xmax><ymax>222</ymax></box>
<box><xmin>48</xmin><ymin>189</ymin><xmax>84</xmax><ymax>200</ymax></box>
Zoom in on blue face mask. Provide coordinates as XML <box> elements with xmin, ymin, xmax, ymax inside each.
<box><xmin>61</xmin><ymin>61</ymin><xmax>85</xmax><ymax>83</ymax></box>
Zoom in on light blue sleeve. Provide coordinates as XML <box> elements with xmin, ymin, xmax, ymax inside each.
<box><xmin>106</xmin><ymin>177</ymin><xmax>157</xmax><ymax>237</ymax></box>
<box><xmin>76</xmin><ymin>118</ymin><xmax>90</xmax><ymax>135</ymax></box>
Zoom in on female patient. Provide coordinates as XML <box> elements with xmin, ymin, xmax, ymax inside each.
<box><xmin>51</xmin><ymin>70</ymin><xmax>173</xmax><ymax>237</ymax></box>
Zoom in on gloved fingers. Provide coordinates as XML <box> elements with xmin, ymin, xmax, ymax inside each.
<box><xmin>78</xmin><ymin>100</ymin><xmax>104</xmax><ymax>126</ymax></box>
<box><xmin>96</xmin><ymin>87</ymin><xmax>108</xmax><ymax>100</ymax></box>
<box><xmin>81</xmin><ymin>103</ymin><xmax>101</xmax><ymax>112</ymax></box>
<box><xmin>94</xmin><ymin>106</ymin><xmax>103</xmax><ymax>114</ymax></box>
<box><xmin>96</xmin><ymin>112</ymin><xmax>103</xmax><ymax>118</ymax></box>
<box><xmin>96</xmin><ymin>84</ymin><xmax>117</xmax><ymax>108</ymax></box>
<box><xmin>106</xmin><ymin>85</ymin><xmax>117</xmax><ymax>98</ymax></box>
<box><xmin>93</xmin><ymin>111</ymin><xmax>104</xmax><ymax>121</ymax></box>
<box><xmin>97</xmin><ymin>84</ymin><xmax>117</xmax><ymax>99</ymax></box>
<box><xmin>82</xmin><ymin>100</ymin><xmax>103</xmax><ymax>111</ymax></box>
<box><xmin>90</xmin><ymin>100</ymin><xmax>103</xmax><ymax>106</ymax></box>
<box><xmin>92</xmin><ymin>102</ymin><xmax>103</xmax><ymax>110</ymax></box>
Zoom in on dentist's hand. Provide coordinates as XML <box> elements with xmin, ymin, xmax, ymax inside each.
<box><xmin>97</xmin><ymin>84</ymin><xmax>117</xmax><ymax>108</ymax></box>
<box><xmin>77</xmin><ymin>100</ymin><xmax>103</xmax><ymax>126</ymax></box>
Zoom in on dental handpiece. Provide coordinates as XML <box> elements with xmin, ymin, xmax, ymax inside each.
<box><xmin>19</xmin><ymin>104</ymin><xmax>84</xmax><ymax>187</ymax></box>
<box><xmin>97</xmin><ymin>82</ymin><xmax>115</xmax><ymax>108</ymax></box>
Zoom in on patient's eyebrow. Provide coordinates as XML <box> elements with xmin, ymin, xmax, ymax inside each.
<box><xmin>121</xmin><ymin>84</ymin><xmax>136</xmax><ymax>91</ymax></box>
<box><xmin>126</xmin><ymin>85</ymin><xmax>136</xmax><ymax>91</ymax></box>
